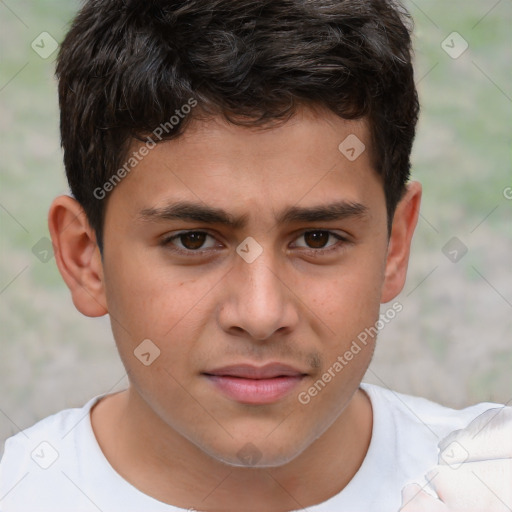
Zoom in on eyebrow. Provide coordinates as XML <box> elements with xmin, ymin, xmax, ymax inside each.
<box><xmin>137</xmin><ymin>200</ymin><xmax>368</xmax><ymax>229</ymax></box>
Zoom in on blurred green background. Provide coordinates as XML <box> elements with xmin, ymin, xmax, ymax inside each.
<box><xmin>1</xmin><ymin>1</ymin><xmax>511</xmax><ymax>447</ymax></box>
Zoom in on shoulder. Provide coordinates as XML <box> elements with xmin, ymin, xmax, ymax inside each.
<box><xmin>359</xmin><ymin>382</ymin><xmax>503</xmax><ymax>483</ymax></box>
<box><xmin>302</xmin><ymin>385</ymin><xmax>504</xmax><ymax>512</ymax></box>
<box><xmin>0</xmin><ymin>396</ymin><xmax>102</xmax><ymax>508</ymax></box>
<box><xmin>361</xmin><ymin>382</ymin><xmax>501</xmax><ymax>438</ymax></box>
<box><xmin>1</xmin><ymin>395</ymin><xmax>100</xmax><ymax>458</ymax></box>
<box><xmin>0</xmin><ymin>392</ymin><xmax>183</xmax><ymax>511</ymax></box>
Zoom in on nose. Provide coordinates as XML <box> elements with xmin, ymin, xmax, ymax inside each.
<box><xmin>217</xmin><ymin>251</ymin><xmax>300</xmax><ymax>341</ymax></box>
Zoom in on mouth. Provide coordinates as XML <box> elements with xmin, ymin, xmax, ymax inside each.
<box><xmin>203</xmin><ymin>363</ymin><xmax>308</xmax><ymax>405</ymax></box>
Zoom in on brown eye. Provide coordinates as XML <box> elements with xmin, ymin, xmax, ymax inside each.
<box><xmin>291</xmin><ymin>230</ymin><xmax>347</xmax><ymax>255</ymax></box>
<box><xmin>161</xmin><ymin>230</ymin><xmax>222</xmax><ymax>256</ymax></box>
<box><xmin>179</xmin><ymin>232</ymin><xmax>207</xmax><ymax>250</ymax></box>
<box><xmin>304</xmin><ymin>231</ymin><xmax>330</xmax><ymax>248</ymax></box>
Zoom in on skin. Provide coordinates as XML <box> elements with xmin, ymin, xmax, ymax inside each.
<box><xmin>48</xmin><ymin>106</ymin><xmax>421</xmax><ymax>511</ymax></box>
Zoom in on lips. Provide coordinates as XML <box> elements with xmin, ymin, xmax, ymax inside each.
<box><xmin>203</xmin><ymin>363</ymin><xmax>307</xmax><ymax>405</ymax></box>
<box><xmin>205</xmin><ymin>363</ymin><xmax>305</xmax><ymax>379</ymax></box>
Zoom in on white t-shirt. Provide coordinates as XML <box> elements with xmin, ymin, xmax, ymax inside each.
<box><xmin>0</xmin><ymin>383</ymin><xmax>499</xmax><ymax>512</ymax></box>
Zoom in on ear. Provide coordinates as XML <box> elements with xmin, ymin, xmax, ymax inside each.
<box><xmin>48</xmin><ymin>195</ymin><xmax>108</xmax><ymax>317</ymax></box>
<box><xmin>380</xmin><ymin>181</ymin><xmax>422</xmax><ymax>303</ymax></box>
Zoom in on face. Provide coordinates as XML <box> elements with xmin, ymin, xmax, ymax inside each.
<box><xmin>100</xmin><ymin>107</ymin><xmax>391</xmax><ymax>467</ymax></box>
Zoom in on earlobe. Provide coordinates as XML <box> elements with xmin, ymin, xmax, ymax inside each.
<box><xmin>48</xmin><ymin>195</ymin><xmax>108</xmax><ymax>317</ymax></box>
<box><xmin>380</xmin><ymin>181</ymin><xmax>422</xmax><ymax>303</ymax></box>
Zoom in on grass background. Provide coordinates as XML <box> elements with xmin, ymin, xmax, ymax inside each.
<box><xmin>1</xmin><ymin>0</ymin><xmax>511</xmax><ymax>447</ymax></box>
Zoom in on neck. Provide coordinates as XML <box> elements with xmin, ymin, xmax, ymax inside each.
<box><xmin>91</xmin><ymin>387</ymin><xmax>372</xmax><ymax>511</ymax></box>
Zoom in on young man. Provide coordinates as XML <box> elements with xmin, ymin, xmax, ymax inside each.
<box><xmin>0</xmin><ymin>1</ymin><xmax>510</xmax><ymax>511</ymax></box>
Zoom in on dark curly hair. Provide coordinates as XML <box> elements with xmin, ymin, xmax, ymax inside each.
<box><xmin>56</xmin><ymin>0</ymin><xmax>419</xmax><ymax>249</ymax></box>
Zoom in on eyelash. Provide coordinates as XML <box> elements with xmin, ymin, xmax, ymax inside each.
<box><xmin>160</xmin><ymin>230</ymin><xmax>349</xmax><ymax>257</ymax></box>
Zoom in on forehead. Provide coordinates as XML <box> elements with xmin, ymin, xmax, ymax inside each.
<box><xmin>106</xmin><ymin>107</ymin><xmax>384</xmax><ymax>226</ymax></box>
<box><xmin>170</xmin><ymin>107</ymin><xmax>372</xmax><ymax>167</ymax></box>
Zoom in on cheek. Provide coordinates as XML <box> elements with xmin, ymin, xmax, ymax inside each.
<box><xmin>308</xmin><ymin>256</ymin><xmax>385</xmax><ymax>332</ymax></box>
<box><xmin>102</xmin><ymin>260</ymin><xmax>203</xmax><ymax>401</ymax></box>
<box><xmin>101</xmin><ymin>250</ymin><xmax>224</xmax><ymax>391</ymax></box>
<box><xmin>301</xmin><ymin>267</ymin><xmax>381</xmax><ymax>407</ymax></box>
<box><xmin>103</xmin><ymin>248</ymin><xmax>208</xmax><ymax>337</ymax></box>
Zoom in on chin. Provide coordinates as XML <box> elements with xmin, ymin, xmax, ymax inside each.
<box><xmin>200</xmin><ymin>435</ymin><xmax>310</xmax><ymax>469</ymax></box>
